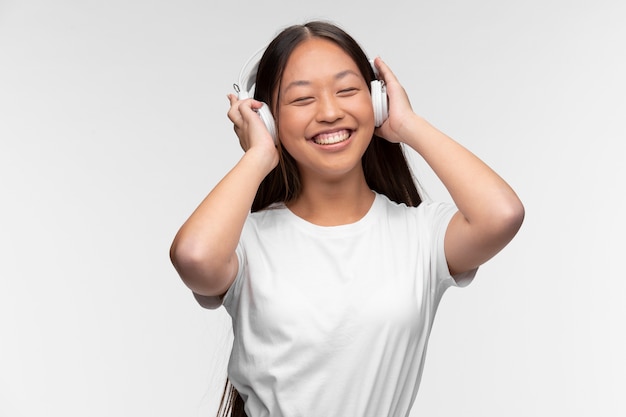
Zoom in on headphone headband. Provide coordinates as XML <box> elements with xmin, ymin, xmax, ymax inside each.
<box><xmin>235</xmin><ymin>47</ymin><xmax>266</xmax><ymax>99</ymax></box>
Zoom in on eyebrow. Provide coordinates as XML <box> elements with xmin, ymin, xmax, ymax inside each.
<box><xmin>282</xmin><ymin>69</ymin><xmax>361</xmax><ymax>94</ymax></box>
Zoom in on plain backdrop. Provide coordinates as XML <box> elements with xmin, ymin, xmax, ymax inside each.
<box><xmin>1</xmin><ymin>0</ymin><xmax>625</xmax><ymax>416</ymax></box>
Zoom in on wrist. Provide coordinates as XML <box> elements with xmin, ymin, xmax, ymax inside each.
<box><xmin>242</xmin><ymin>146</ymin><xmax>279</xmax><ymax>178</ymax></box>
<box><xmin>398</xmin><ymin>114</ymin><xmax>437</xmax><ymax>151</ymax></box>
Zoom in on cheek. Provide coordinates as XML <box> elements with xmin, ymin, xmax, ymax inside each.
<box><xmin>356</xmin><ymin>95</ymin><xmax>376</xmax><ymax>123</ymax></box>
<box><xmin>277</xmin><ymin>108</ymin><xmax>311</xmax><ymax>141</ymax></box>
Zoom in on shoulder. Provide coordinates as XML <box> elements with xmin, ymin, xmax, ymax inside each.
<box><xmin>376</xmin><ymin>193</ymin><xmax>457</xmax><ymax>225</ymax></box>
<box><xmin>238</xmin><ymin>203</ymin><xmax>294</xmax><ymax>249</ymax></box>
<box><xmin>249</xmin><ymin>202</ymin><xmax>288</xmax><ymax>221</ymax></box>
<box><xmin>245</xmin><ymin>203</ymin><xmax>290</xmax><ymax>232</ymax></box>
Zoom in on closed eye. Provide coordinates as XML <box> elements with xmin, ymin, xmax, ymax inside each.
<box><xmin>337</xmin><ymin>87</ymin><xmax>359</xmax><ymax>96</ymax></box>
<box><xmin>291</xmin><ymin>96</ymin><xmax>314</xmax><ymax>105</ymax></box>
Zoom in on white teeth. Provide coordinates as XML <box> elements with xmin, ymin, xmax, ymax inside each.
<box><xmin>313</xmin><ymin>131</ymin><xmax>350</xmax><ymax>145</ymax></box>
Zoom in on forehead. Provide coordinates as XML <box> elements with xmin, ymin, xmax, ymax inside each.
<box><xmin>281</xmin><ymin>38</ymin><xmax>360</xmax><ymax>84</ymax></box>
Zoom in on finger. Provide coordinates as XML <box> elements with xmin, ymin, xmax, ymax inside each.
<box><xmin>239</xmin><ymin>100</ymin><xmax>260</xmax><ymax>117</ymax></box>
<box><xmin>227</xmin><ymin>96</ymin><xmax>250</xmax><ymax>125</ymax></box>
<box><xmin>227</xmin><ymin>100</ymin><xmax>263</xmax><ymax>137</ymax></box>
<box><xmin>246</xmin><ymin>98</ymin><xmax>265</xmax><ymax>112</ymax></box>
<box><xmin>227</xmin><ymin>103</ymin><xmax>241</xmax><ymax>125</ymax></box>
<box><xmin>373</xmin><ymin>56</ymin><xmax>399</xmax><ymax>84</ymax></box>
<box><xmin>239</xmin><ymin>100</ymin><xmax>269</xmax><ymax>124</ymax></box>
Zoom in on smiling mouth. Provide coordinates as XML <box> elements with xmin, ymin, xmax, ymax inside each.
<box><xmin>312</xmin><ymin>130</ymin><xmax>351</xmax><ymax>145</ymax></box>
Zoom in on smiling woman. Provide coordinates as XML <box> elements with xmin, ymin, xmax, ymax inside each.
<box><xmin>246</xmin><ymin>22</ymin><xmax>419</xmax><ymax>214</ymax></box>
<box><xmin>169</xmin><ymin>20</ymin><xmax>524</xmax><ymax>417</ymax></box>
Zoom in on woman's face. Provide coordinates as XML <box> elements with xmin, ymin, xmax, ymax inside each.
<box><xmin>275</xmin><ymin>37</ymin><xmax>375</xmax><ymax>182</ymax></box>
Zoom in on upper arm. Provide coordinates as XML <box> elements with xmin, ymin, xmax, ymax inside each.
<box><xmin>444</xmin><ymin>208</ymin><xmax>524</xmax><ymax>276</ymax></box>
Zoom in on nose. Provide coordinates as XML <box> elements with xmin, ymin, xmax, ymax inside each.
<box><xmin>315</xmin><ymin>93</ymin><xmax>344</xmax><ymax>123</ymax></box>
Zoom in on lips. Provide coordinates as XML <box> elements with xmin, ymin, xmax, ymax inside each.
<box><xmin>311</xmin><ymin>129</ymin><xmax>352</xmax><ymax>145</ymax></box>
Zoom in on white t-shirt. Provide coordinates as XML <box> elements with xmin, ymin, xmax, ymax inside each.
<box><xmin>215</xmin><ymin>192</ymin><xmax>475</xmax><ymax>417</ymax></box>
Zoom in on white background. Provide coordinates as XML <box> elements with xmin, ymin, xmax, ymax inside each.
<box><xmin>1</xmin><ymin>0</ymin><xmax>625</xmax><ymax>416</ymax></box>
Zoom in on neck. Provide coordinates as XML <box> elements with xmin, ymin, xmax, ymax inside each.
<box><xmin>288</xmin><ymin>168</ymin><xmax>375</xmax><ymax>226</ymax></box>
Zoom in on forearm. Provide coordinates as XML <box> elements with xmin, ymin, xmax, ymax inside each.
<box><xmin>170</xmin><ymin>149</ymin><xmax>274</xmax><ymax>295</ymax></box>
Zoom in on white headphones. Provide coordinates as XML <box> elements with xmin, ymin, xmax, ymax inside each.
<box><xmin>234</xmin><ymin>48</ymin><xmax>388</xmax><ymax>144</ymax></box>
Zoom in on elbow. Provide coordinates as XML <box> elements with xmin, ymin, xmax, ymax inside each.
<box><xmin>169</xmin><ymin>238</ymin><xmax>230</xmax><ymax>296</ymax></box>
<box><xmin>494</xmin><ymin>197</ymin><xmax>525</xmax><ymax>241</ymax></box>
<box><xmin>169</xmin><ymin>239</ymin><xmax>202</xmax><ymax>286</ymax></box>
<box><xmin>169</xmin><ymin>239</ymin><xmax>189</xmax><ymax>276</ymax></box>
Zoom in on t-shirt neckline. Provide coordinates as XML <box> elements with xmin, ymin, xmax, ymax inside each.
<box><xmin>280</xmin><ymin>191</ymin><xmax>382</xmax><ymax>235</ymax></box>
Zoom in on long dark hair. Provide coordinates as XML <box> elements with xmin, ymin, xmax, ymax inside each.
<box><xmin>217</xmin><ymin>379</ymin><xmax>245</xmax><ymax>417</ymax></box>
<box><xmin>218</xmin><ymin>20</ymin><xmax>422</xmax><ymax>417</ymax></box>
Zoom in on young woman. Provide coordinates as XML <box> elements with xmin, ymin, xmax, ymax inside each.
<box><xmin>170</xmin><ymin>21</ymin><xmax>524</xmax><ymax>417</ymax></box>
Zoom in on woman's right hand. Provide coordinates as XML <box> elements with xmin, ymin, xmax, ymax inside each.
<box><xmin>227</xmin><ymin>94</ymin><xmax>279</xmax><ymax>172</ymax></box>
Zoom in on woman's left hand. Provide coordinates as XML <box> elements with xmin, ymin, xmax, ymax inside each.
<box><xmin>372</xmin><ymin>57</ymin><xmax>419</xmax><ymax>144</ymax></box>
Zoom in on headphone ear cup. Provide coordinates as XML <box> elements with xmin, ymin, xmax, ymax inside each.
<box><xmin>370</xmin><ymin>80</ymin><xmax>388</xmax><ymax>127</ymax></box>
<box><xmin>257</xmin><ymin>102</ymin><xmax>278</xmax><ymax>144</ymax></box>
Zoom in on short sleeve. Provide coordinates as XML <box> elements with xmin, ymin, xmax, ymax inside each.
<box><xmin>422</xmin><ymin>201</ymin><xmax>477</xmax><ymax>296</ymax></box>
<box><xmin>191</xmin><ymin>237</ymin><xmax>247</xmax><ymax>310</ymax></box>
<box><xmin>220</xmin><ymin>238</ymin><xmax>247</xmax><ymax>315</ymax></box>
